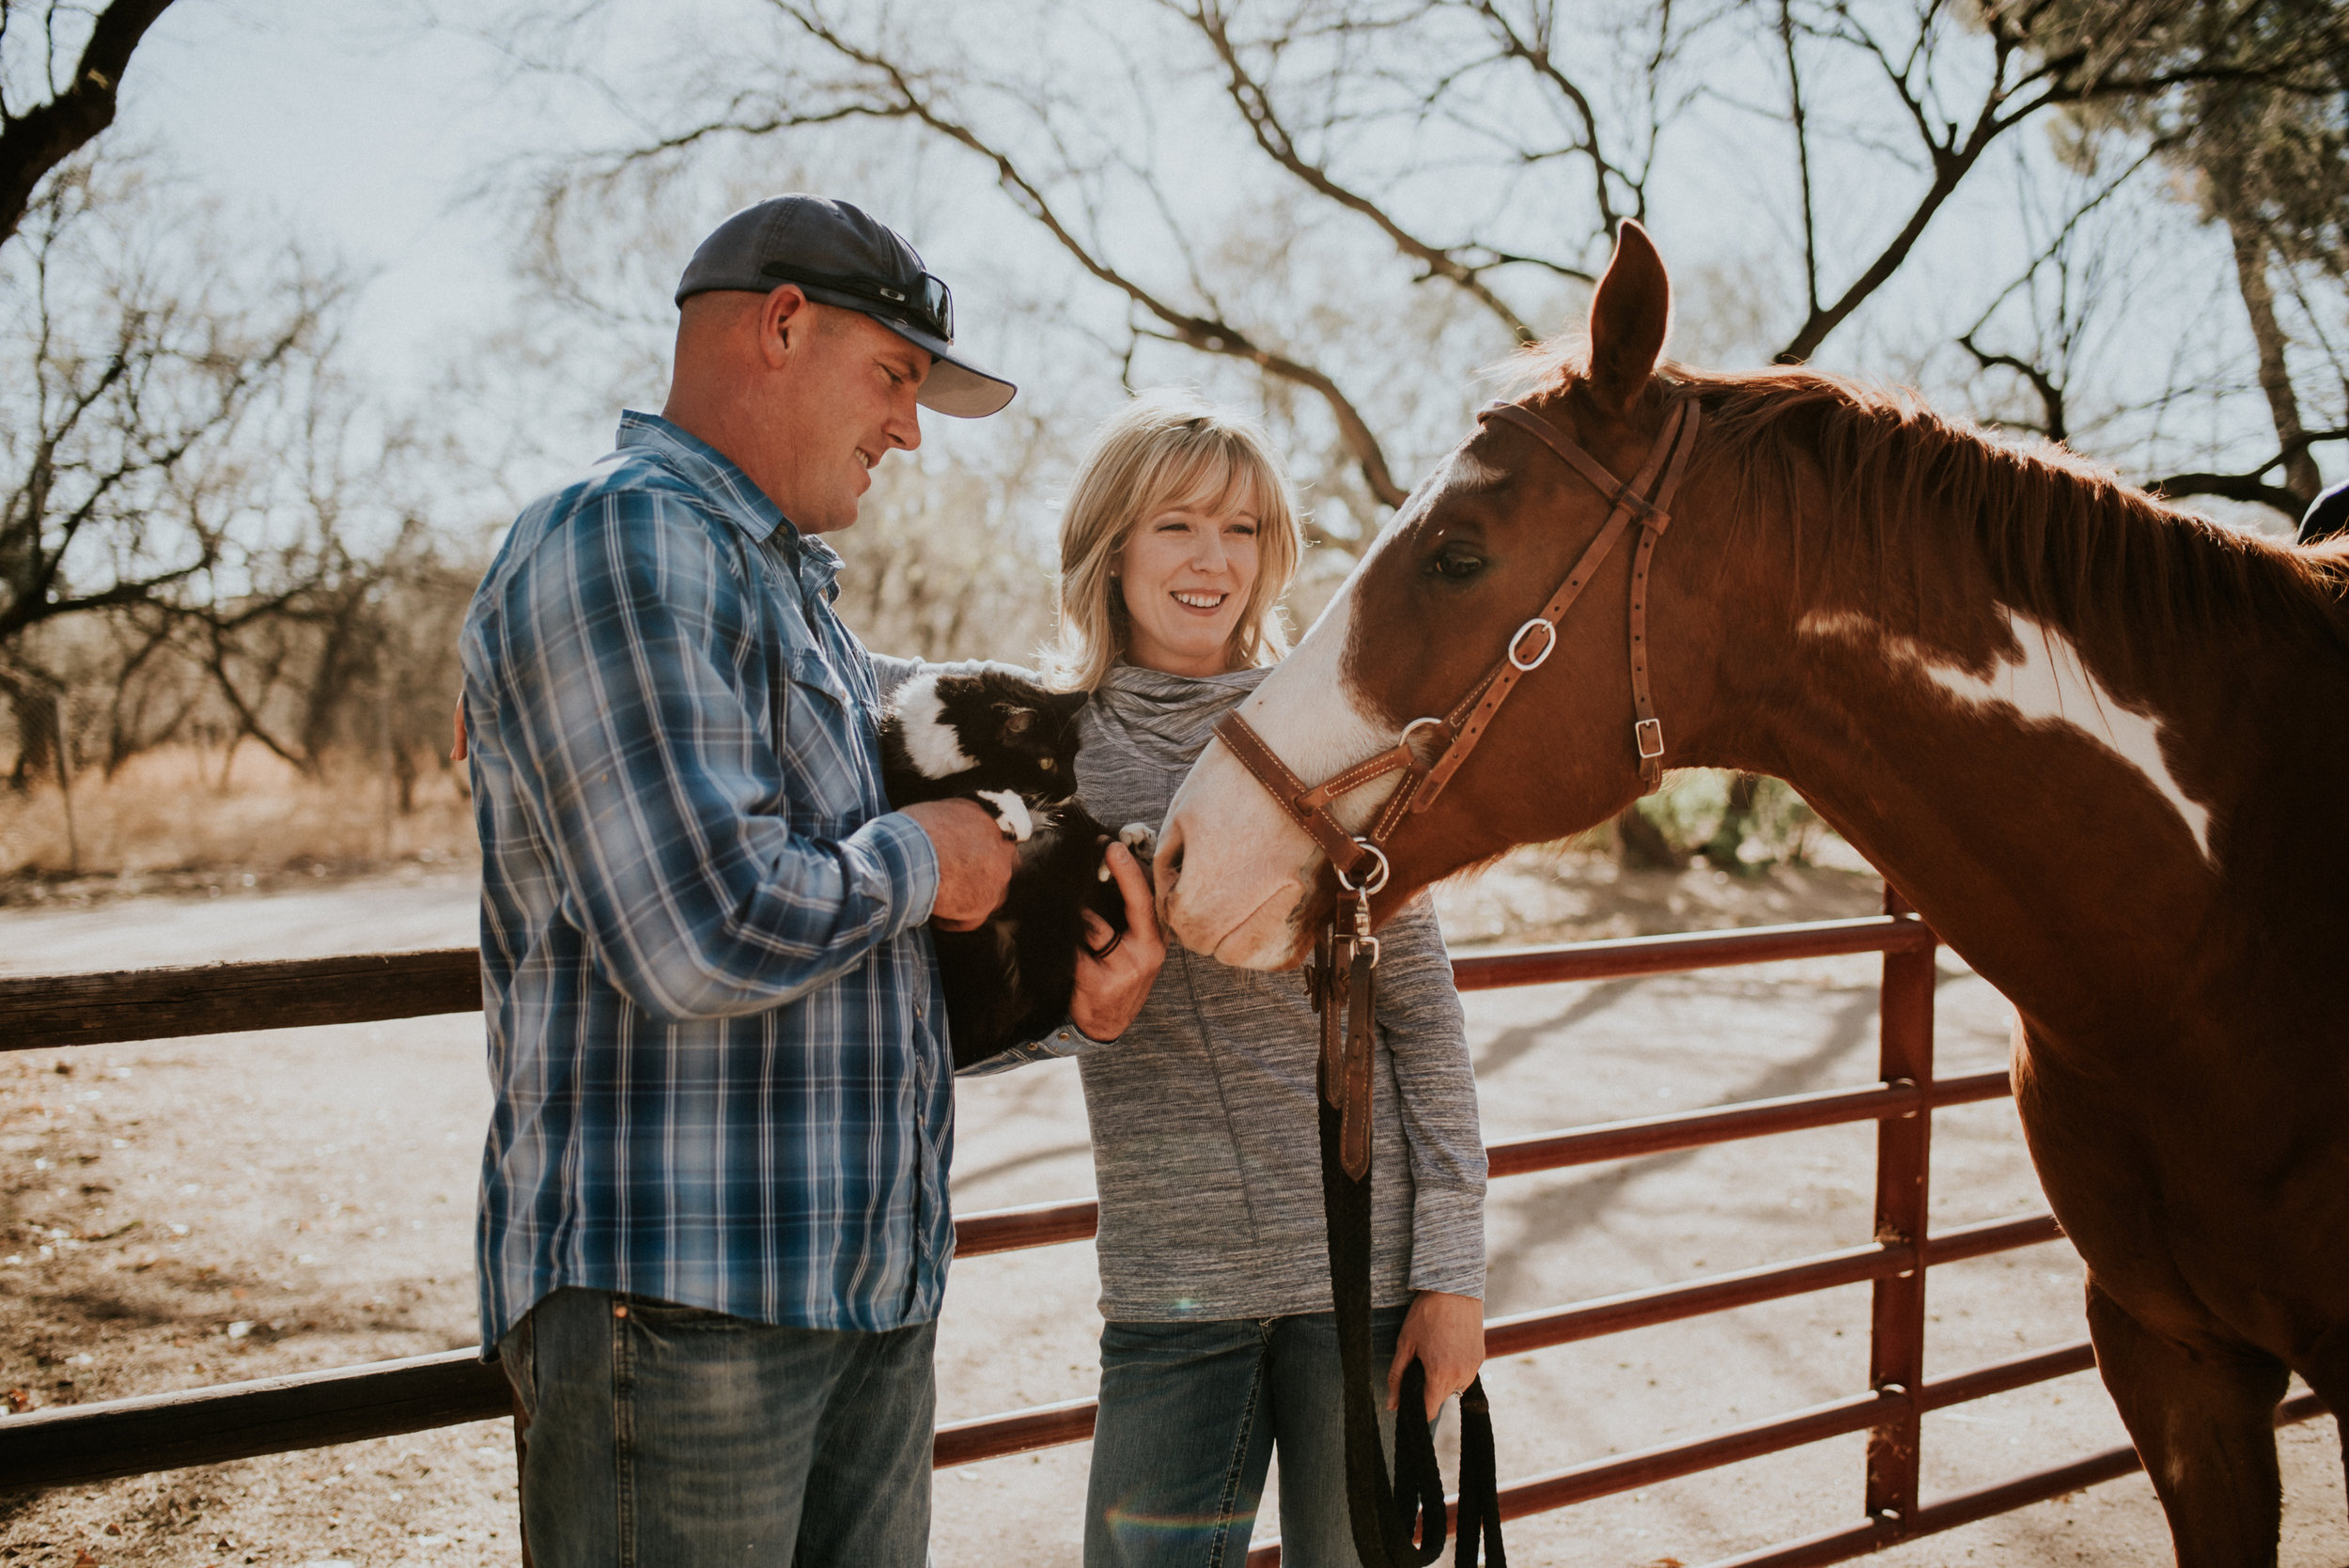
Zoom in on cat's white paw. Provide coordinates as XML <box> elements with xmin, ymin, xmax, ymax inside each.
<box><xmin>974</xmin><ymin>789</ymin><xmax>1034</xmax><ymax>843</ymax></box>
<box><xmin>1118</xmin><ymin>822</ymin><xmax>1158</xmax><ymax>858</ymax></box>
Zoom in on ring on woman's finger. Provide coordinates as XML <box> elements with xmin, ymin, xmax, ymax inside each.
<box><xmin>1085</xmin><ymin>930</ymin><xmax>1124</xmax><ymax>961</ymax></box>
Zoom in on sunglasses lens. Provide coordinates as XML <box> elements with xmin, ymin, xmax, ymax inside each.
<box><xmin>923</xmin><ymin>276</ymin><xmax>953</xmax><ymax>342</ymax></box>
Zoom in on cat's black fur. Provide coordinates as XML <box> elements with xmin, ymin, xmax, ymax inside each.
<box><xmin>879</xmin><ymin>668</ymin><xmax>1134</xmax><ymax>1070</ymax></box>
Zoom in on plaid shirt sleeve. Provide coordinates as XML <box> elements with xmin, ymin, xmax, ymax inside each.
<box><xmin>485</xmin><ymin>482</ymin><xmax>939</xmax><ymax>1023</ymax></box>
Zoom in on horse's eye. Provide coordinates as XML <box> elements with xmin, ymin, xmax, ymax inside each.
<box><xmin>1429</xmin><ymin>545</ymin><xmax>1486</xmax><ymax>582</ymax></box>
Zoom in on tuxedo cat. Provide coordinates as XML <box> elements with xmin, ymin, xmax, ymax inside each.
<box><xmin>880</xmin><ymin>668</ymin><xmax>1149</xmax><ymax>1069</ymax></box>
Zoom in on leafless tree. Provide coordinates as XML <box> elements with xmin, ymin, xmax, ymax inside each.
<box><xmin>0</xmin><ymin>150</ymin><xmax>484</xmax><ymax>794</ymax></box>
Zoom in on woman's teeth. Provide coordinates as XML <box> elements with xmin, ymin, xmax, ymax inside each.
<box><xmin>1173</xmin><ymin>591</ymin><xmax>1225</xmax><ymax>609</ymax></box>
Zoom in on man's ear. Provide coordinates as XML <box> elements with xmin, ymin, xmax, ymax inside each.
<box><xmin>1585</xmin><ymin>221</ymin><xmax>1671</xmax><ymax>417</ymax></box>
<box><xmin>759</xmin><ymin>285</ymin><xmax>817</xmax><ymax>368</ymax></box>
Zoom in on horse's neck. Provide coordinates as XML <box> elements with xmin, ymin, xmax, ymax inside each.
<box><xmin>1718</xmin><ymin>516</ymin><xmax>2334</xmax><ymax>1044</ymax></box>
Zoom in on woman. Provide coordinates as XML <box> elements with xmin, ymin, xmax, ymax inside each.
<box><xmin>993</xmin><ymin>390</ymin><xmax>1487</xmax><ymax>1568</ymax></box>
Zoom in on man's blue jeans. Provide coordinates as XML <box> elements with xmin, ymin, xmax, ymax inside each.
<box><xmin>500</xmin><ymin>1287</ymin><xmax>935</xmax><ymax>1568</ymax></box>
<box><xmin>1084</xmin><ymin>1306</ymin><xmax>1406</xmax><ymax>1568</ymax></box>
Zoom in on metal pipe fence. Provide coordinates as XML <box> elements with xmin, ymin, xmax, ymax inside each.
<box><xmin>0</xmin><ymin>891</ymin><xmax>2325</xmax><ymax>1567</ymax></box>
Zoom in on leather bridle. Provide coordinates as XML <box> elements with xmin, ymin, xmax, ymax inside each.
<box><xmin>1215</xmin><ymin>393</ymin><xmax>1703</xmax><ymax>1034</ymax></box>
<box><xmin>1202</xmin><ymin>394</ymin><xmax>1702</xmax><ymax>1568</ymax></box>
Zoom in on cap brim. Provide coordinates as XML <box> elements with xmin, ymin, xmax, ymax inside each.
<box><xmin>889</xmin><ymin>325</ymin><xmax>1016</xmax><ymax>419</ymax></box>
<box><xmin>915</xmin><ymin>355</ymin><xmax>1019</xmax><ymax>419</ymax></box>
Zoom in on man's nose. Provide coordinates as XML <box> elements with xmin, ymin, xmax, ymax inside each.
<box><xmin>887</xmin><ymin>393</ymin><xmax>923</xmax><ymax>452</ymax></box>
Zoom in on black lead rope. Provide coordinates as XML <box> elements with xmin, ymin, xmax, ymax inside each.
<box><xmin>1315</xmin><ymin>943</ymin><xmax>1507</xmax><ymax>1568</ymax></box>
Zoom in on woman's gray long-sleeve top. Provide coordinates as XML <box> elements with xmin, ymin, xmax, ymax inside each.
<box><xmin>1060</xmin><ymin>662</ymin><xmax>1486</xmax><ymax>1323</ymax></box>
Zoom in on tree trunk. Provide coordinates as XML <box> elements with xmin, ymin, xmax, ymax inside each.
<box><xmin>2227</xmin><ymin>214</ymin><xmax>2323</xmax><ymax>507</ymax></box>
<box><xmin>5</xmin><ymin>671</ymin><xmax>57</xmax><ymax>793</ymax></box>
<box><xmin>1702</xmin><ymin>772</ymin><xmax>1763</xmax><ymax>872</ymax></box>
<box><xmin>1614</xmin><ymin>801</ymin><xmax>1680</xmax><ymax>869</ymax></box>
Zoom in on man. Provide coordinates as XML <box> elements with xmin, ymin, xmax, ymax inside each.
<box><xmin>458</xmin><ymin>195</ymin><xmax>1164</xmax><ymax>1566</ymax></box>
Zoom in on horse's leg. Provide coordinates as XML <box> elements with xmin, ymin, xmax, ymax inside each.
<box><xmin>2087</xmin><ymin>1281</ymin><xmax>2290</xmax><ymax>1568</ymax></box>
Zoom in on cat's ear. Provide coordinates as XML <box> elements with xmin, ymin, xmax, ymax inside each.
<box><xmin>998</xmin><ymin>705</ymin><xmax>1039</xmax><ymax>739</ymax></box>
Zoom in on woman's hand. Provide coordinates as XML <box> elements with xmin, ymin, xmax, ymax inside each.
<box><xmin>1388</xmin><ymin>1290</ymin><xmax>1486</xmax><ymax>1420</ymax></box>
<box><xmin>1069</xmin><ymin>843</ymin><xmax>1166</xmax><ymax>1039</ymax></box>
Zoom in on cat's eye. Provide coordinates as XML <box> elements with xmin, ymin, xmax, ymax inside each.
<box><xmin>1040</xmin><ymin>757</ymin><xmax>1057</xmax><ymax>770</ymax></box>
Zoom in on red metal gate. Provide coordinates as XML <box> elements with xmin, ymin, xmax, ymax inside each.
<box><xmin>0</xmin><ymin>887</ymin><xmax>2327</xmax><ymax>1563</ymax></box>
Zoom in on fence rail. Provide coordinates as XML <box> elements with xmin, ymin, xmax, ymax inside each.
<box><xmin>1</xmin><ymin>904</ymin><xmax>2328</xmax><ymax>1568</ymax></box>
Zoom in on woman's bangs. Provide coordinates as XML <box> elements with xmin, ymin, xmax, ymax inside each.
<box><xmin>1152</xmin><ymin>442</ymin><xmax>1269</xmax><ymax>525</ymax></box>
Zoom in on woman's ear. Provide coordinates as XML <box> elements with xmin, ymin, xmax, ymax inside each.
<box><xmin>1585</xmin><ymin>221</ymin><xmax>1671</xmax><ymax>417</ymax></box>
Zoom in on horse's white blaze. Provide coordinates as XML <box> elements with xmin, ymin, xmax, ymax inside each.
<box><xmin>1799</xmin><ymin>608</ymin><xmax>2213</xmax><ymax>860</ymax></box>
<box><xmin>889</xmin><ymin>672</ymin><xmax>977</xmax><ymax>778</ymax></box>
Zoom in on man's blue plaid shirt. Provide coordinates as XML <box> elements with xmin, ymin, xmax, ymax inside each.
<box><xmin>461</xmin><ymin>411</ymin><xmax>956</xmax><ymax>1349</ymax></box>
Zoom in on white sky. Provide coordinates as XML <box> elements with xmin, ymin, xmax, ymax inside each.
<box><xmin>123</xmin><ymin>3</ymin><xmax>590</xmax><ymax>398</ymax></box>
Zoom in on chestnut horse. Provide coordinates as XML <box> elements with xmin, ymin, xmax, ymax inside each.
<box><xmin>1156</xmin><ymin>224</ymin><xmax>2348</xmax><ymax>1566</ymax></box>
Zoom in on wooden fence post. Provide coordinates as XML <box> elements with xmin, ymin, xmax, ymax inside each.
<box><xmin>1866</xmin><ymin>880</ymin><xmax>1936</xmax><ymax>1537</ymax></box>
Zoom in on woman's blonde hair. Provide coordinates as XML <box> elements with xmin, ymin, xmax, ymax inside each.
<box><xmin>1048</xmin><ymin>390</ymin><xmax>1304</xmax><ymax>691</ymax></box>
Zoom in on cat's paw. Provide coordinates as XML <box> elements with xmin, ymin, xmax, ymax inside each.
<box><xmin>1100</xmin><ymin>822</ymin><xmax>1157</xmax><ymax>880</ymax></box>
<box><xmin>974</xmin><ymin>789</ymin><xmax>1034</xmax><ymax>843</ymax></box>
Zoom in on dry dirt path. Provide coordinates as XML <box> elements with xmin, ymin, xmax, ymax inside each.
<box><xmin>2</xmin><ymin>862</ymin><xmax>2340</xmax><ymax>1568</ymax></box>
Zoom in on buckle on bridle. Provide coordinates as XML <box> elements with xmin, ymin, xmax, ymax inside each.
<box><xmin>1333</xmin><ymin>838</ymin><xmax>1391</xmax><ymax>895</ymax></box>
<box><xmin>1635</xmin><ymin>718</ymin><xmax>1666</xmax><ymax>760</ymax></box>
<box><xmin>1508</xmin><ymin>618</ymin><xmax>1557</xmax><ymax>672</ymax></box>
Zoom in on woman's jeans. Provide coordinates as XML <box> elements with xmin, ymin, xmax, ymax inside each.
<box><xmin>500</xmin><ymin>1286</ymin><xmax>935</xmax><ymax>1568</ymax></box>
<box><xmin>1084</xmin><ymin>1305</ymin><xmax>1407</xmax><ymax>1568</ymax></box>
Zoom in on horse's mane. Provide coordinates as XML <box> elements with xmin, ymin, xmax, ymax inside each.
<box><xmin>1523</xmin><ymin>352</ymin><xmax>2349</xmax><ymax>661</ymax></box>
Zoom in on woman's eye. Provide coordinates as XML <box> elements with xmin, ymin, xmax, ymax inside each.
<box><xmin>1429</xmin><ymin>547</ymin><xmax>1486</xmax><ymax>581</ymax></box>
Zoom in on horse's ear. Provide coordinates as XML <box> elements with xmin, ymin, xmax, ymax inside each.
<box><xmin>1585</xmin><ymin>220</ymin><xmax>1671</xmax><ymax>416</ymax></box>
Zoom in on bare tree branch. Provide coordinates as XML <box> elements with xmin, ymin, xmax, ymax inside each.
<box><xmin>0</xmin><ymin>0</ymin><xmax>177</xmax><ymax>243</ymax></box>
<box><xmin>2151</xmin><ymin>427</ymin><xmax>2349</xmax><ymax>518</ymax></box>
<box><xmin>1173</xmin><ymin>0</ymin><xmax>1539</xmax><ymax>340</ymax></box>
<box><xmin>1959</xmin><ymin>331</ymin><xmax>2068</xmax><ymax>442</ymax></box>
<box><xmin>759</xmin><ymin>1</ymin><xmax>1412</xmax><ymax>507</ymax></box>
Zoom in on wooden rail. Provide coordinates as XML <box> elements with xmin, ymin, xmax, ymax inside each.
<box><xmin>0</xmin><ymin>915</ymin><xmax>1928</xmax><ymax>1054</ymax></box>
<box><xmin>0</xmin><ymin>949</ymin><xmax>481</xmax><ymax>1051</ymax></box>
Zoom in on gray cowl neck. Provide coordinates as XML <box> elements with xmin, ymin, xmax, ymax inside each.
<box><xmin>1087</xmin><ymin>661</ymin><xmax>1270</xmax><ymax>769</ymax></box>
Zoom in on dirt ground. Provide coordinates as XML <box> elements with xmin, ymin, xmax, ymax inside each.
<box><xmin>2</xmin><ymin>854</ymin><xmax>2341</xmax><ymax>1567</ymax></box>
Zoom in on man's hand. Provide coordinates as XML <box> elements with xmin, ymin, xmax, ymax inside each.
<box><xmin>1069</xmin><ymin>843</ymin><xmax>1165</xmax><ymax>1040</ymax></box>
<box><xmin>1388</xmin><ymin>1290</ymin><xmax>1486</xmax><ymax>1420</ymax></box>
<box><xmin>900</xmin><ymin>799</ymin><xmax>1020</xmax><ymax>931</ymax></box>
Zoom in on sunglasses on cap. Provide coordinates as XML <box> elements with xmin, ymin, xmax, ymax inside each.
<box><xmin>760</xmin><ymin>261</ymin><xmax>954</xmax><ymax>345</ymax></box>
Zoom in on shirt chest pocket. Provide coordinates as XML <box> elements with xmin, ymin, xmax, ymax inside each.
<box><xmin>779</xmin><ymin>647</ymin><xmax>883</xmax><ymax>832</ymax></box>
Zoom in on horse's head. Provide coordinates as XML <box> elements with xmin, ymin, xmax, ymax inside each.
<box><xmin>1159</xmin><ymin>222</ymin><xmax>1745</xmax><ymax>969</ymax></box>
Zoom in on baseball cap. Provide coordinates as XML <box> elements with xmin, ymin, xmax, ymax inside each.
<box><xmin>676</xmin><ymin>194</ymin><xmax>1017</xmax><ymax>419</ymax></box>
